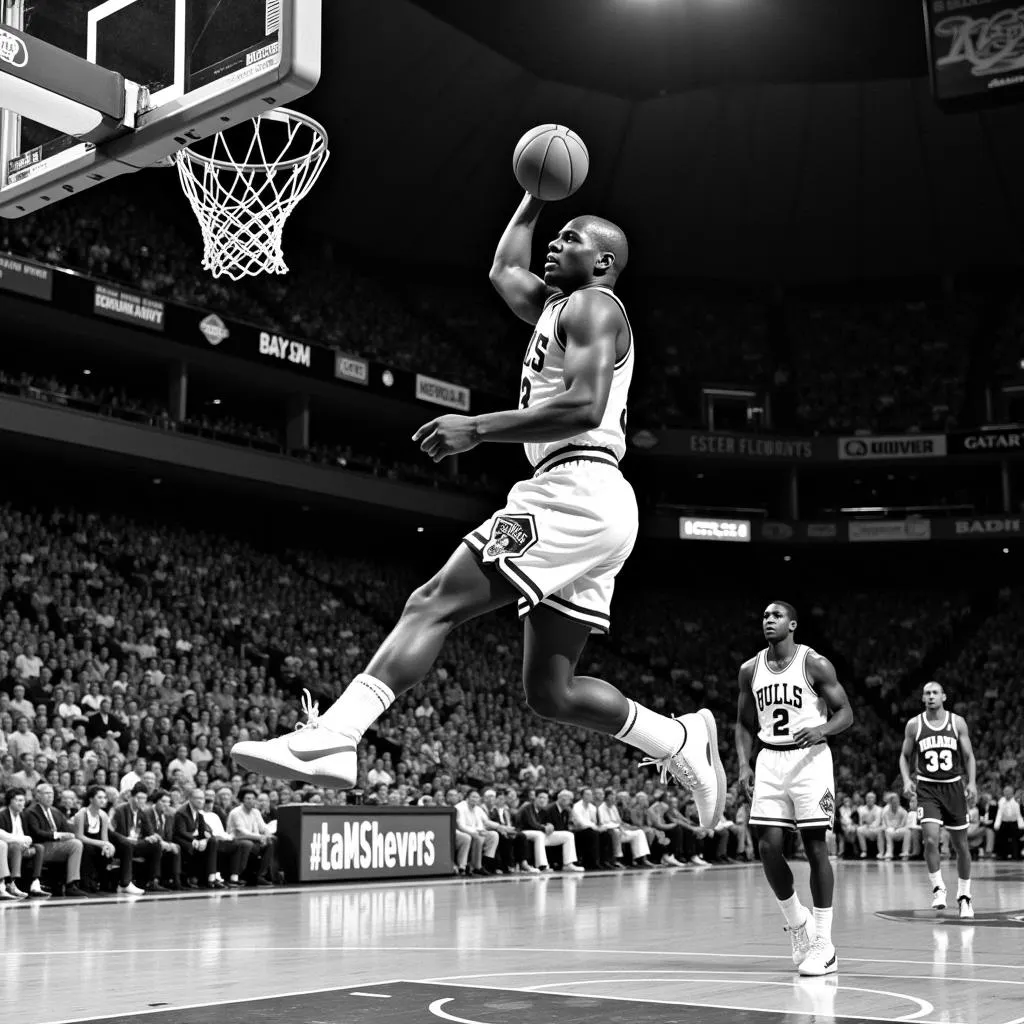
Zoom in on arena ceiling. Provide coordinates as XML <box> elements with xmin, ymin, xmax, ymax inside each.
<box><xmin>294</xmin><ymin>0</ymin><xmax>1024</xmax><ymax>282</ymax></box>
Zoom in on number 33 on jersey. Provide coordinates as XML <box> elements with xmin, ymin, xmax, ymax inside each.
<box><xmin>751</xmin><ymin>644</ymin><xmax>829</xmax><ymax>749</ymax></box>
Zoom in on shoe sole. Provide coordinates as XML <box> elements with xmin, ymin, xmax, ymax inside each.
<box><xmin>697</xmin><ymin>707</ymin><xmax>727</xmax><ymax>829</ymax></box>
<box><xmin>232</xmin><ymin>748</ymin><xmax>356</xmax><ymax>788</ymax></box>
<box><xmin>799</xmin><ymin>961</ymin><xmax>838</xmax><ymax>977</ymax></box>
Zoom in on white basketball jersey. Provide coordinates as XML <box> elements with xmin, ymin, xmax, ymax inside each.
<box><xmin>521</xmin><ymin>287</ymin><xmax>633</xmax><ymax>472</ymax></box>
<box><xmin>750</xmin><ymin>644</ymin><xmax>828</xmax><ymax>749</ymax></box>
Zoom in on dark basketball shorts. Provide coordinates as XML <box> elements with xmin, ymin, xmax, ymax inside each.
<box><xmin>917</xmin><ymin>779</ymin><xmax>969</xmax><ymax>830</ymax></box>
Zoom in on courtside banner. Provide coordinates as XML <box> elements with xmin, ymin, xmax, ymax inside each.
<box><xmin>277</xmin><ymin>805</ymin><xmax>455</xmax><ymax>884</ymax></box>
<box><xmin>334</xmin><ymin>352</ymin><xmax>369</xmax><ymax>385</ymax></box>
<box><xmin>848</xmin><ymin>520</ymin><xmax>933</xmax><ymax>543</ymax></box>
<box><xmin>933</xmin><ymin>516</ymin><xmax>1024</xmax><ymax>540</ymax></box>
<box><xmin>93</xmin><ymin>283</ymin><xmax>165</xmax><ymax>331</ymax></box>
<box><xmin>948</xmin><ymin>428</ymin><xmax>1024</xmax><ymax>456</ymax></box>
<box><xmin>643</xmin><ymin>430</ymin><xmax>823</xmax><ymax>461</ymax></box>
<box><xmin>415</xmin><ymin>374</ymin><xmax>471</xmax><ymax>412</ymax></box>
<box><xmin>0</xmin><ymin>254</ymin><xmax>53</xmax><ymax>301</ymax></box>
<box><xmin>838</xmin><ymin>435</ymin><xmax>946</xmax><ymax>461</ymax></box>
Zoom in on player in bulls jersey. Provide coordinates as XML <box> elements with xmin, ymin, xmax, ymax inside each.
<box><xmin>736</xmin><ymin>601</ymin><xmax>853</xmax><ymax>977</ymax></box>
<box><xmin>899</xmin><ymin>681</ymin><xmax>977</xmax><ymax>918</ymax></box>
<box><xmin>232</xmin><ymin>187</ymin><xmax>725</xmax><ymax>828</ymax></box>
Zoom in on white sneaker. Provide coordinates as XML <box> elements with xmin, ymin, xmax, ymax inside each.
<box><xmin>662</xmin><ymin>854</ymin><xmax>681</xmax><ymax>867</ymax></box>
<box><xmin>231</xmin><ymin>689</ymin><xmax>358</xmax><ymax>787</ymax></box>
<box><xmin>931</xmin><ymin>885</ymin><xmax>947</xmax><ymax>911</ymax></box>
<box><xmin>118</xmin><ymin>883</ymin><xmax>145</xmax><ymax>896</ymax></box>
<box><xmin>798</xmin><ymin>935</ymin><xmax>838</xmax><ymax>976</ymax></box>
<box><xmin>639</xmin><ymin>708</ymin><xmax>726</xmax><ymax>828</ymax></box>
<box><xmin>787</xmin><ymin>912</ymin><xmax>815</xmax><ymax>965</ymax></box>
<box><xmin>521</xmin><ymin>864</ymin><xmax>540</xmax><ymax>874</ymax></box>
<box><xmin>689</xmin><ymin>855</ymin><xmax>709</xmax><ymax>867</ymax></box>
<box><xmin>562</xmin><ymin>863</ymin><xmax>585</xmax><ymax>873</ymax></box>
<box><xmin>958</xmin><ymin>895</ymin><xmax>974</xmax><ymax>920</ymax></box>
<box><xmin>0</xmin><ymin>888</ymin><xmax>17</xmax><ymax>900</ymax></box>
<box><xmin>6</xmin><ymin>883</ymin><xmax>27</xmax><ymax>900</ymax></box>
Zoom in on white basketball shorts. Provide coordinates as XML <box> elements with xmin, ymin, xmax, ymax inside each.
<box><xmin>463</xmin><ymin>460</ymin><xmax>638</xmax><ymax>634</ymax></box>
<box><xmin>748</xmin><ymin>744</ymin><xmax>836</xmax><ymax>831</ymax></box>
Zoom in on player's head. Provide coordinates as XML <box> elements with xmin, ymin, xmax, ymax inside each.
<box><xmin>762</xmin><ymin>600</ymin><xmax>798</xmax><ymax>642</ymax></box>
<box><xmin>544</xmin><ymin>216</ymin><xmax>629</xmax><ymax>291</ymax></box>
<box><xmin>922</xmin><ymin>681</ymin><xmax>945</xmax><ymax>710</ymax></box>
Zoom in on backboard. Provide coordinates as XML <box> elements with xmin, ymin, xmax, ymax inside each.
<box><xmin>0</xmin><ymin>0</ymin><xmax>321</xmax><ymax>218</ymax></box>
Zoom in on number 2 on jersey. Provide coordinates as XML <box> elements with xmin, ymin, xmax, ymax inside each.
<box><xmin>924</xmin><ymin>749</ymin><xmax>953</xmax><ymax>773</ymax></box>
<box><xmin>772</xmin><ymin>708</ymin><xmax>789</xmax><ymax>736</ymax></box>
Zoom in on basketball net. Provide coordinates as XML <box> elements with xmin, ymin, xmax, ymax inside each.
<box><xmin>174</xmin><ymin>108</ymin><xmax>329</xmax><ymax>281</ymax></box>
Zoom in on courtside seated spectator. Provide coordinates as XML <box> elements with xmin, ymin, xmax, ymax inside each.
<box><xmin>0</xmin><ymin>788</ymin><xmax>35</xmax><ymax>898</ymax></box>
<box><xmin>25</xmin><ymin>782</ymin><xmax>85</xmax><ymax>898</ymax></box>
<box><xmin>225</xmin><ymin>788</ymin><xmax>276</xmax><ymax>885</ymax></box>
<box><xmin>72</xmin><ymin>784</ymin><xmax>116</xmax><ymax>892</ymax></box>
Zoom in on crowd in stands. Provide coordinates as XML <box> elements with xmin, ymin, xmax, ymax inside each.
<box><xmin>0</xmin><ymin>494</ymin><xmax>1020</xmax><ymax>897</ymax></box>
<box><xmin>2</xmin><ymin>188</ymin><xmax>1010</xmax><ymax>436</ymax></box>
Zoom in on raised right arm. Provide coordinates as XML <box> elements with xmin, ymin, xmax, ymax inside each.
<box><xmin>488</xmin><ymin>191</ymin><xmax>556</xmax><ymax>324</ymax></box>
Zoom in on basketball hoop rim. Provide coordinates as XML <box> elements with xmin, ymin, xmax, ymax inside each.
<box><xmin>175</xmin><ymin>107</ymin><xmax>329</xmax><ymax>173</ymax></box>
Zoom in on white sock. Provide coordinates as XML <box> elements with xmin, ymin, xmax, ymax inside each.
<box><xmin>813</xmin><ymin>906</ymin><xmax>833</xmax><ymax>945</ymax></box>
<box><xmin>928</xmin><ymin>869</ymin><xmax>945</xmax><ymax>890</ymax></box>
<box><xmin>957</xmin><ymin>877</ymin><xmax>971</xmax><ymax>898</ymax></box>
<box><xmin>777</xmin><ymin>892</ymin><xmax>806</xmax><ymax>929</ymax></box>
<box><xmin>320</xmin><ymin>672</ymin><xmax>396</xmax><ymax>738</ymax></box>
<box><xmin>615</xmin><ymin>699</ymin><xmax>686</xmax><ymax>758</ymax></box>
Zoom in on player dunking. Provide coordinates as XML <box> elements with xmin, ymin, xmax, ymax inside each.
<box><xmin>736</xmin><ymin>602</ymin><xmax>853</xmax><ymax>976</ymax></box>
<box><xmin>898</xmin><ymin>681</ymin><xmax>977</xmax><ymax>918</ymax></box>
<box><xmin>231</xmin><ymin>188</ymin><xmax>726</xmax><ymax>826</ymax></box>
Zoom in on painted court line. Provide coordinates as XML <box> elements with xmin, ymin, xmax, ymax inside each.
<box><xmin>522</xmin><ymin>977</ymin><xmax>933</xmax><ymax>1021</ymax></box>
<box><xmin>33</xmin><ymin>979</ymin><xmax>407</xmax><ymax>1024</ymax></box>
<box><xmin>420</xmin><ymin>978</ymin><xmax>963</xmax><ymax>1024</ymax></box>
<box><xmin>350</xmin><ymin>992</ymin><xmax>391</xmax><ymax>998</ymax></box>
<box><xmin>11</xmin><ymin>945</ymin><xmax>1024</xmax><ymax>973</ymax></box>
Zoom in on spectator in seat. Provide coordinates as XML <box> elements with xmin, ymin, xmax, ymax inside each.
<box><xmin>172</xmin><ymin>786</ymin><xmax>221</xmax><ymax>889</ymax></box>
<box><xmin>676</xmin><ymin>797</ymin><xmax>712</xmax><ymax>865</ymax></box>
<box><xmin>167</xmin><ymin>745</ymin><xmax>198</xmax><ymax>785</ymax></box>
<box><xmin>0</xmin><ymin>788</ymin><xmax>36</xmax><ymax>899</ymax></box>
<box><xmin>856</xmin><ymin>792</ymin><xmax>884</xmax><ymax>859</ymax></box>
<box><xmin>25</xmin><ymin>782</ymin><xmax>85</xmax><ymax>898</ymax></box>
<box><xmin>540</xmin><ymin>791</ymin><xmax>586</xmax><ymax>873</ymax></box>
<box><xmin>146</xmin><ymin>789</ymin><xmax>182</xmax><ymax>889</ymax></box>
<box><xmin>86</xmin><ymin>699</ymin><xmax>120</xmax><ymax>743</ymax></box>
<box><xmin>647</xmin><ymin>791</ymin><xmax>691</xmax><ymax>865</ymax></box>
<box><xmin>597</xmin><ymin>787</ymin><xmax>651</xmax><ymax>867</ymax></box>
<box><xmin>979</xmin><ymin>792</ymin><xmax>998</xmax><ymax>859</ymax></box>
<box><xmin>455</xmin><ymin>789</ymin><xmax>499</xmax><ymax>875</ymax></box>
<box><xmin>226</xmin><ymin>788</ymin><xmax>276</xmax><ymax>886</ymax></box>
<box><xmin>571</xmin><ymin>788</ymin><xmax>614</xmax><ymax>869</ymax></box>
<box><xmin>199</xmin><ymin>791</ymin><xmax>247</xmax><ymax>888</ymax></box>
<box><xmin>966</xmin><ymin>796</ymin><xmax>986</xmax><ymax>860</ymax></box>
<box><xmin>625</xmin><ymin>792</ymin><xmax>679</xmax><ymax>865</ymax></box>
<box><xmin>880</xmin><ymin>792</ymin><xmax>908</xmax><ymax>861</ymax></box>
<box><xmin>72</xmin><ymin>784</ymin><xmax>115</xmax><ymax>891</ymax></box>
<box><xmin>437</xmin><ymin>787</ymin><xmax>471</xmax><ymax>874</ymax></box>
<box><xmin>110</xmin><ymin>782</ymin><xmax>164</xmax><ymax>894</ymax></box>
<box><xmin>0</xmin><ymin>834</ymin><xmax>25</xmax><ymax>900</ymax></box>
<box><xmin>8</xmin><ymin>684</ymin><xmax>35</xmax><ymax>722</ymax></box>
<box><xmin>8</xmin><ymin>721</ymin><xmax>41</xmax><ymax>765</ymax></box>
<box><xmin>483</xmin><ymin>788</ymin><xmax>532</xmax><ymax>874</ymax></box>
<box><xmin>836</xmin><ymin>796</ymin><xmax>857</xmax><ymax>859</ymax></box>
<box><xmin>119</xmin><ymin>757</ymin><xmax>149</xmax><ymax>795</ymax></box>
<box><xmin>903</xmin><ymin>795</ymin><xmax>923</xmax><ymax>860</ymax></box>
<box><xmin>514</xmin><ymin>791</ymin><xmax>572</xmax><ymax>872</ymax></box>
<box><xmin>9</xmin><ymin>751</ymin><xmax>43</xmax><ymax>792</ymax></box>
<box><xmin>994</xmin><ymin>785</ymin><xmax>1023</xmax><ymax>860</ymax></box>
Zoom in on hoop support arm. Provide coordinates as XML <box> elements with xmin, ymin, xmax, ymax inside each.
<box><xmin>0</xmin><ymin>25</ymin><xmax>147</xmax><ymax>143</ymax></box>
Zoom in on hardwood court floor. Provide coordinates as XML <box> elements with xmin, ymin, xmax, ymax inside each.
<box><xmin>5</xmin><ymin>859</ymin><xmax>1024</xmax><ymax>1024</ymax></box>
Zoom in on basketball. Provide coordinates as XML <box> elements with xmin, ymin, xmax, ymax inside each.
<box><xmin>512</xmin><ymin>124</ymin><xmax>589</xmax><ymax>201</ymax></box>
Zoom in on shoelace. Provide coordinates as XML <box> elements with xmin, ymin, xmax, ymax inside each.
<box><xmin>292</xmin><ymin>688</ymin><xmax>320</xmax><ymax>731</ymax></box>
<box><xmin>639</xmin><ymin>753</ymin><xmax>697</xmax><ymax>789</ymax></box>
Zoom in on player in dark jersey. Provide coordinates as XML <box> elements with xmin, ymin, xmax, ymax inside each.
<box><xmin>899</xmin><ymin>681</ymin><xmax>977</xmax><ymax>919</ymax></box>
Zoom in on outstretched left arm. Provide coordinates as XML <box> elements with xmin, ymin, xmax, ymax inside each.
<box><xmin>791</xmin><ymin>653</ymin><xmax>854</xmax><ymax>747</ymax></box>
<box><xmin>957</xmin><ymin>715</ymin><xmax>978</xmax><ymax>802</ymax></box>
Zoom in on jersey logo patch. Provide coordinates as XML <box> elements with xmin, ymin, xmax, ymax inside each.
<box><xmin>819</xmin><ymin>788</ymin><xmax>835</xmax><ymax>821</ymax></box>
<box><xmin>483</xmin><ymin>514</ymin><xmax>538</xmax><ymax>561</ymax></box>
